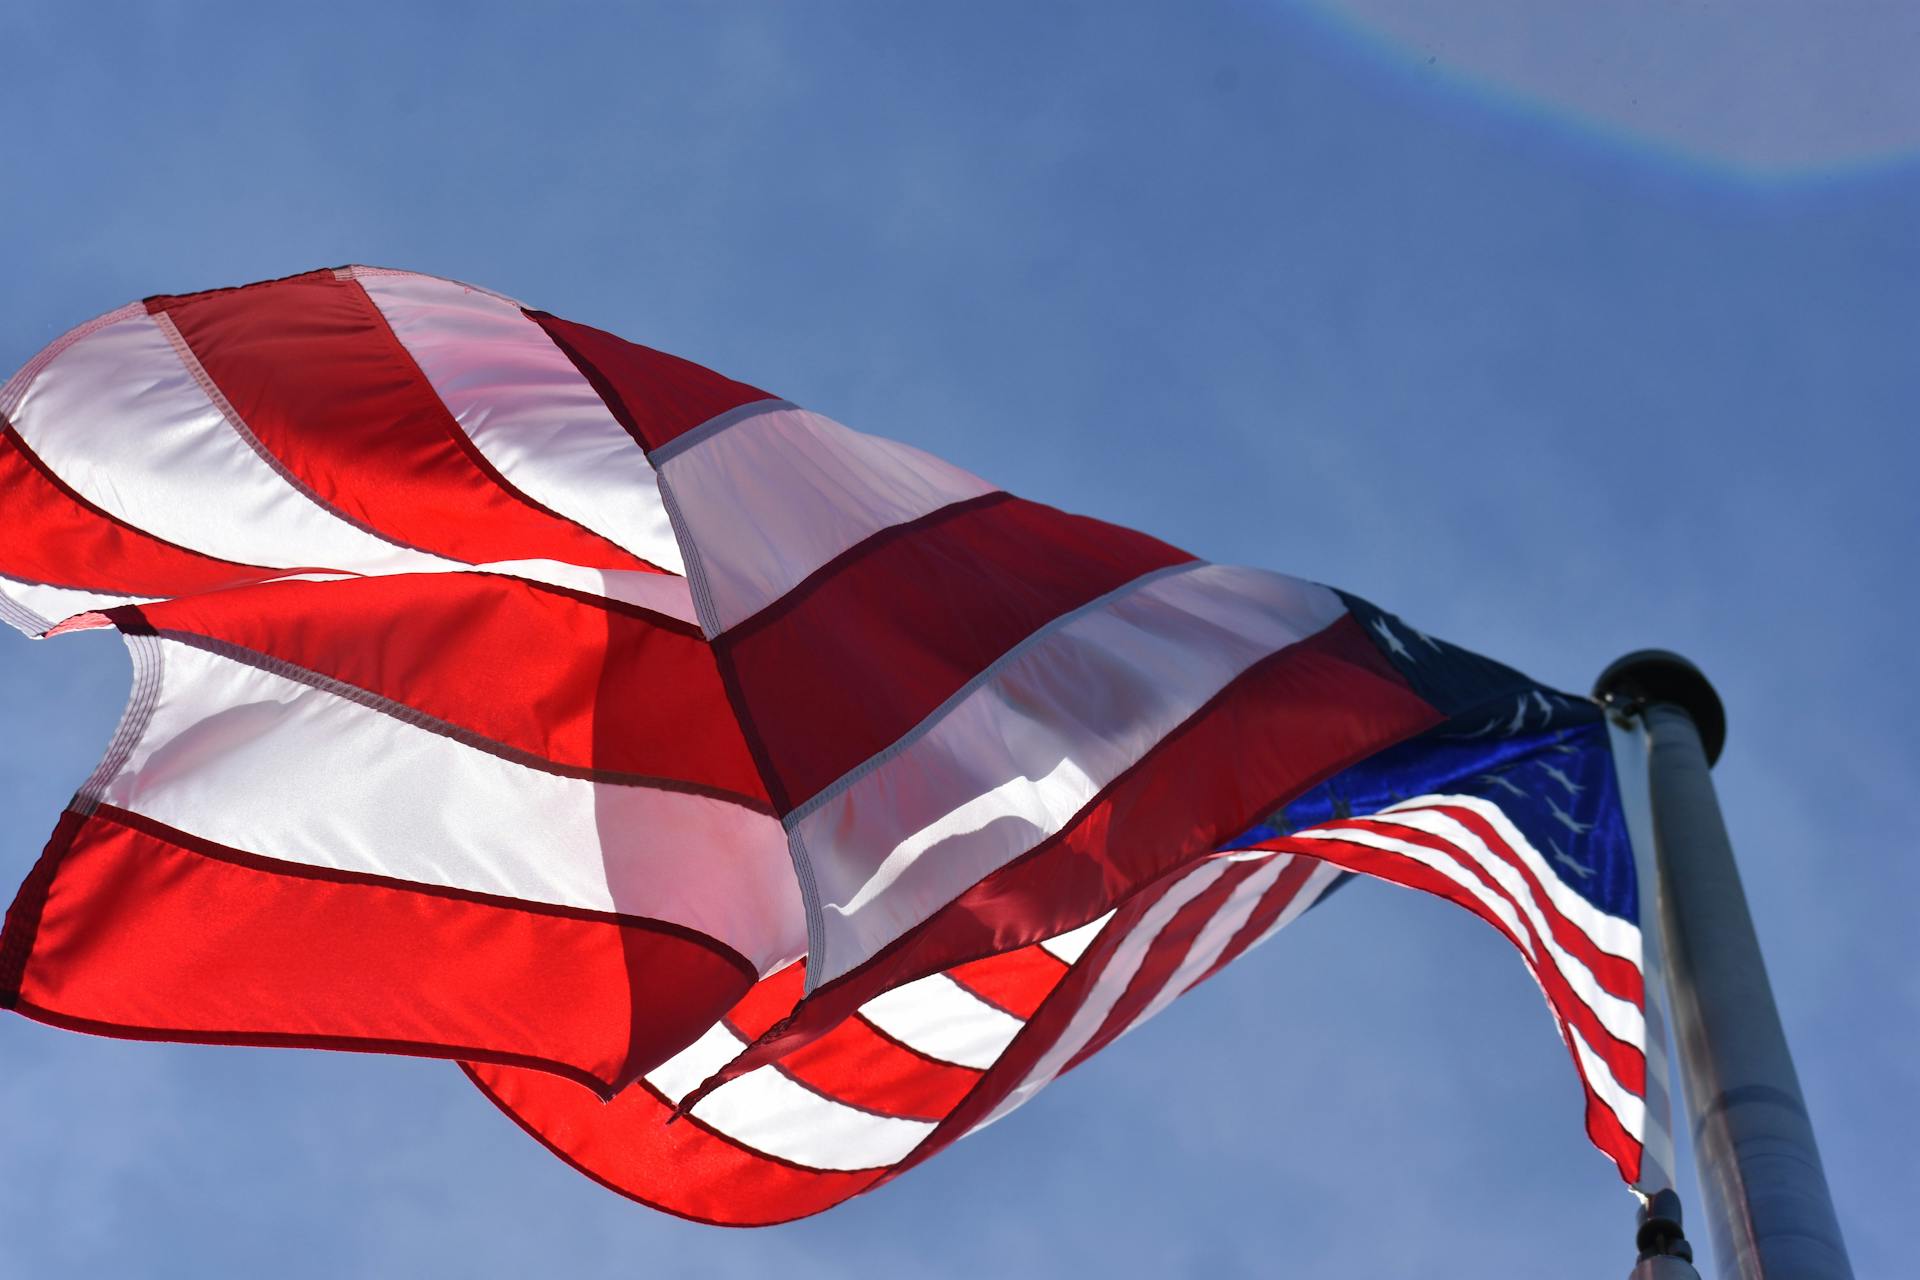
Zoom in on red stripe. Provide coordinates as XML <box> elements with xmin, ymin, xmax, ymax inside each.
<box><xmin>725</xmin><ymin>962</ymin><xmax>806</xmax><ymax>1040</ymax></box>
<box><xmin>1300</xmin><ymin>820</ymin><xmax>1646</xmax><ymax>1081</ymax></box>
<box><xmin>723</xmin><ymin>960</ymin><xmax>1009</xmax><ymax>1120</ymax></box>
<box><xmin>1398</xmin><ymin>803</ymin><xmax>1644</xmax><ymax>1003</ymax></box>
<box><xmin>718</xmin><ymin>494</ymin><xmax>1195</xmax><ymax>811</ymax></box>
<box><xmin>464</xmin><ymin>945</ymin><xmax>1054</xmax><ymax>1224</ymax></box>
<box><xmin>525</xmin><ymin>311</ymin><xmax>773</xmax><ymax>454</ymax></box>
<box><xmin>0</xmin><ymin>422</ymin><xmax>271</xmax><ymax>601</ymax></box>
<box><xmin>944</xmin><ymin>946</ymin><xmax>1070</xmax><ymax>1020</ymax></box>
<box><xmin>689</xmin><ymin>614</ymin><xmax>1439</xmax><ymax>1103</ymax></box>
<box><xmin>1062</xmin><ymin>861</ymin><xmax>1264</xmax><ymax>1073</ymax></box>
<box><xmin>1264</xmin><ymin>832</ymin><xmax>1645</xmax><ymax>1094</ymax></box>
<box><xmin>149</xmin><ymin>274</ymin><xmax>658</xmax><ymax>571</ymax></box>
<box><xmin>880</xmin><ymin>868</ymin><xmax>1193</xmax><ymax>1186</ymax></box>
<box><xmin>126</xmin><ymin>573</ymin><xmax>769</xmax><ymax>805</ymax></box>
<box><xmin>1059</xmin><ymin>854</ymin><xmax>1328</xmax><ymax>1069</ymax></box>
<box><xmin>468</xmin><ymin>836</ymin><xmax>1640</xmax><ymax>1221</ymax></box>
<box><xmin>897</xmin><ymin>843</ymin><xmax>1641</xmax><ymax>1196</ymax></box>
<box><xmin>0</xmin><ymin>806</ymin><xmax>753</xmax><ymax>1096</ymax></box>
<box><xmin>0</xmin><ymin>810</ymin><xmax>80</xmax><ymax>1000</ymax></box>
<box><xmin>464</xmin><ymin>1064</ymin><xmax>885</xmax><ymax>1227</ymax></box>
<box><xmin>1188</xmin><ymin>854</ymin><xmax>1323</xmax><ymax>990</ymax></box>
<box><xmin>769</xmin><ymin>1015</ymin><xmax>984</xmax><ymax>1123</ymax></box>
<box><xmin>1580</xmin><ymin>1064</ymin><xmax>1644</xmax><ymax>1184</ymax></box>
<box><xmin>651</xmin><ymin>956</ymin><xmax>991</xmax><ymax>1126</ymax></box>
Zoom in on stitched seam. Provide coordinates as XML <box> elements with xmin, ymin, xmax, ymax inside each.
<box><xmin>342</xmin><ymin>276</ymin><xmax>663</xmax><ymax>569</ymax></box>
<box><xmin>716</xmin><ymin>491</ymin><xmax>1013</xmax><ymax>652</ymax></box>
<box><xmin>646</xmin><ymin>398</ymin><xmax>792</xmax><ymax>468</ymax></box>
<box><xmin>86</xmin><ymin>802</ymin><xmax>761</xmax><ymax>975</ymax></box>
<box><xmin>337</xmin><ymin>263</ymin><xmax>529</xmax><ymax>309</ymax></box>
<box><xmin>655</xmin><ymin>470</ymin><xmax>722</xmax><ymax>637</ymax></box>
<box><xmin>0</xmin><ymin>581</ymin><xmax>53</xmax><ymax>637</ymax></box>
<box><xmin>785</xmin><ymin>561</ymin><xmax>1202</xmax><ymax>830</ymax></box>
<box><xmin>73</xmin><ymin>631</ymin><xmax>165</xmax><ymax>815</ymax></box>
<box><xmin>148</xmin><ymin>628</ymin><xmax>774</xmax><ymax>814</ymax></box>
<box><xmin>0</xmin><ymin>303</ymin><xmax>145</xmax><ymax>417</ymax></box>
<box><xmin>787</xmin><ymin>824</ymin><xmax>829</xmax><ymax>990</ymax></box>
<box><xmin>148</xmin><ymin>308</ymin><xmax>450</xmax><ymax>563</ymax></box>
<box><xmin>796</xmin><ymin>618</ymin><xmax>1437</xmax><ymax>994</ymax></box>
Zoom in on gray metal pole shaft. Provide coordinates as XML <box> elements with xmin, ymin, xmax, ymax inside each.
<box><xmin>1598</xmin><ymin>653</ymin><xmax>1851</xmax><ymax>1280</ymax></box>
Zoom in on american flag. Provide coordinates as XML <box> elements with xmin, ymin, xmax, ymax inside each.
<box><xmin>0</xmin><ymin>267</ymin><xmax>1669</xmax><ymax>1223</ymax></box>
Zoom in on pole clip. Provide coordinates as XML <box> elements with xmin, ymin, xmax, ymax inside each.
<box><xmin>1636</xmin><ymin>1189</ymin><xmax>1694</xmax><ymax>1263</ymax></box>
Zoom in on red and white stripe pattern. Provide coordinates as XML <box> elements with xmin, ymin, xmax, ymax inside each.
<box><xmin>461</xmin><ymin>781</ymin><xmax>1658</xmax><ymax>1223</ymax></box>
<box><xmin>1250</xmin><ymin>796</ymin><xmax>1652</xmax><ymax>1181</ymax></box>
<box><xmin>527</xmin><ymin>300</ymin><xmax>1441</xmax><ymax>1104</ymax></box>
<box><xmin>466</xmin><ymin>846</ymin><xmax>1349</xmax><ymax>1225</ymax></box>
<box><xmin>0</xmin><ymin>265</ymin><xmax>1652</xmax><ymax>1218</ymax></box>
<box><xmin>1</xmin><ymin>269</ymin><xmax>780</xmax><ymax>1092</ymax></box>
<box><xmin>0</xmin><ymin>265</ymin><xmax>1433</xmax><ymax>1099</ymax></box>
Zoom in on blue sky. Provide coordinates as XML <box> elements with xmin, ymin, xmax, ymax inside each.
<box><xmin>2</xmin><ymin>3</ymin><xmax>1913</xmax><ymax>1275</ymax></box>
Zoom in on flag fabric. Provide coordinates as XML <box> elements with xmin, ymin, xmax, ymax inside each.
<box><xmin>466</xmin><ymin>627</ymin><xmax>1677</xmax><ymax>1224</ymax></box>
<box><xmin>0</xmin><ymin>266</ymin><xmax>1670</xmax><ymax>1223</ymax></box>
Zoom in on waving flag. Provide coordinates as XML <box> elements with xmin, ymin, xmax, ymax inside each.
<box><xmin>466</xmin><ymin>620</ymin><xmax>1676</xmax><ymax>1222</ymax></box>
<box><xmin>0</xmin><ymin>267</ymin><xmax>1669</xmax><ymax>1223</ymax></box>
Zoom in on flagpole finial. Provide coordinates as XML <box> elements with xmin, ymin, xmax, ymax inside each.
<box><xmin>1593</xmin><ymin>650</ymin><xmax>1725</xmax><ymax>766</ymax></box>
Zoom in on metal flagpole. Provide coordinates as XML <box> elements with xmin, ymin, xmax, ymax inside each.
<box><xmin>1595</xmin><ymin>651</ymin><xmax>1852</xmax><ymax>1280</ymax></box>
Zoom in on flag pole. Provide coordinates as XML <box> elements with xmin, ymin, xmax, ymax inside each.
<box><xmin>1595</xmin><ymin>651</ymin><xmax>1852</xmax><ymax>1280</ymax></box>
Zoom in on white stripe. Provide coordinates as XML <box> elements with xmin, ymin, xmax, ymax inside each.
<box><xmin>1</xmin><ymin>303</ymin><xmax>144</xmax><ymax>418</ymax></box>
<box><xmin>1570</xmin><ymin>1021</ymin><xmax>1647</xmax><ymax>1142</ymax></box>
<box><xmin>1040</xmin><ymin>912</ymin><xmax>1113</xmax><ymax>964</ymax></box>
<box><xmin>833</xmin><ymin>753</ymin><xmax>1094</xmax><ymax>920</ymax></box>
<box><xmin>1242</xmin><ymin>858</ymin><xmax>1346</xmax><ymax>952</ymax></box>
<box><xmin>647</xmin><ymin>1022</ymin><xmax>934</xmax><ymax>1171</ymax></box>
<box><xmin>8</xmin><ymin>310</ymin><xmax>452</xmax><ymax>576</ymax></box>
<box><xmin>460</xmin><ymin>560</ymin><xmax>698</xmax><ymax>627</ymax></box>
<box><xmin>1091</xmin><ymin>857</ymin><xmax>1296</xmax><ymax>1058</ymax></box>
<box><xmin>1361</xmin><ymin>805</ymin><xmax>1644</xmax><ymax>1046</ymax></box>
<box><xmin>90</xmin><ymin>635</ymin><xmax>803</xmax><ymax>972</ymax></box>
<box><xmin>655</xmin><ymin>406</ymin><xmax>998</xmax><ymax>632</ymax></box>
<box><xmin>1297</xmin><ymin>818</ymin><xmax>1648</xmax><ymax>1142</ymax></box>
<box><xmin>0</xmin><ymin>562</ymin><xmax>696</xmax><ymax>638</ymax></box>
<box><xmin>1096</xmin><ymin>855</ymin><xmax>1342</xmax><ymax>1054</ymax></box>
<box><xmin>857</xmin><ymin>974</ymin><xmax>1025</xmax><ymax>1070</ymax></box>
<box><xmin>973</xmin><ymin>861</ymin><xmax>1230</xmax><ymax>1132</ymax></box>
<box><xmin>1383</xmin><ymin>792</ymin><xmax>1641</xmax><ymax>961</ymax></box>
<box><xmin>797</xmin><ymin>563</ymin><xmax>1346</xmax><ymax>986</ymax></box>
<box><xmin>357</xmin><ymin>272</ymin><xmax>684</xmax><ymax>574</ymax></box>
<box><xmin>968</xmin><ymin>858</ymin><xmax>1335</xmax><ymax>1136</ymax></box>
<box><xmin>1292</xmin><ymin>824</ymin><xmax>1540</xmax><ymax>961</ymax></box>
<box><xmin>1155</xmin><ymin>855</ymin><xmax>1293</xmax><ymax>1004</ymax></box>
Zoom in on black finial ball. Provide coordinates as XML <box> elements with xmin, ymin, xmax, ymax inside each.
<box><xmin>1593</xmin><ymin>649</ymin><xmax>1726</xmax><ymax>766</ymax></box>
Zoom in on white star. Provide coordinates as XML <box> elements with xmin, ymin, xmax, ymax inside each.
<box><xmin>1506</xmin><ymin>695</ymin><xmax>1529</xmax><ymax>734</ymax></box>
<box><xmin>1477</xmin><ymin>773</ymin><xmax>1528</xmax><ymax>798</ymax></box>
<box><xmin>1539</xmin><ymin>763</ymin><xmax>1586</xmax><ymax>797</ymax></box>
<box><xmin>1550</xmin><ymin>838</ymin><xmax>1595</xmax><ymax>880</ymax></box>
<box><xmin>1532</xmin><ymin>690</ymin><xmax>1555</xmax><ymax>719</ymax></box>
<box><xmin>1370</xmin><ymin>615</ymin><xmax>1413</xmax><ymax>662</ymax></box>
<box><xmin>1545</xmin><ymin>795</ymin><xmax>1594</xmax><ymax>835</ymax></box>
